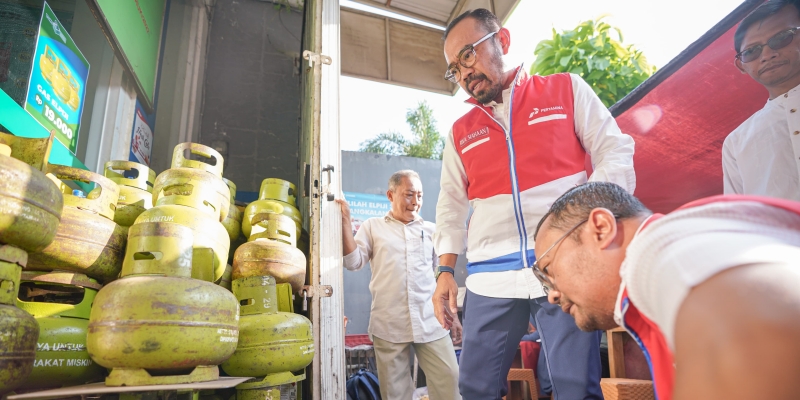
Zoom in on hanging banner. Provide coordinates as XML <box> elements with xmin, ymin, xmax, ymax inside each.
<box><xmin>87</xmin><ymin>0</ymin><xmax>167</xmax><ymax>110</ymax></box>
<box><xmin>343</xmin><ymin>191</ymin><xmax>391</xmax><ymax>235</ymax></box>
<box><xmin>24</xmin><ymin>1</ymin><xmax>88</xmax><ymax>155</ymax></box>
<box><xmin>129</xmin><ymin>100</ymin><xmax>154</xmax><ymax>166</ymax></box>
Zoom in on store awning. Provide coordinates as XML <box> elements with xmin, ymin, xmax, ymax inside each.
<box><xmin>340</xmin><ymin>0</ymin><xmax>520</xmax><ymax>94</ymax></box>
<box><xmin>610</xmin><ymin>0</ymin><xmax>766</xmax><ymax>213</ymax></box>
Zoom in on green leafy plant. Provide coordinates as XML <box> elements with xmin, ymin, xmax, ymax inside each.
<box><xmin>531</xmin><ymin>17</ymin><xmax>656</xmax><ymax>107</ymax></box>
<box><xmin>359</xmin><ymin>101</ymin><xmax>445</xmax><ymax>160</ymax></box>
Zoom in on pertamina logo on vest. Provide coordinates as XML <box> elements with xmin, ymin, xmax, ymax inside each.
<box><xmin>529</xmin><ymin>105</ymin><xmax>566</xmax><ymax>126</ymax></box>
<box><xmin>529</xmin><ymin>106</ymin><xmax>564</xmax><ymax>117</ymax></box>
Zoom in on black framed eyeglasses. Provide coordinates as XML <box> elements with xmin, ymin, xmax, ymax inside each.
<box><xmin>444</xmin><ymin>30</ymin><xmax>499</xmax><ymax>84</ymax></box>
<box><xmin>736</xmin><ymin>27</ymin><xmax>800</xmax><ymax>63</ymax></box>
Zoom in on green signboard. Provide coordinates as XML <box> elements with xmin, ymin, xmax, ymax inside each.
<box><xmin>89</xmin><ymin>0</ymin><xmax>166</xmax><ymax>110</ymax></box>
<box><xmin>24</xmin><ymin>1</ymin><xmax>89</xmax><ymax>155</ymax></box>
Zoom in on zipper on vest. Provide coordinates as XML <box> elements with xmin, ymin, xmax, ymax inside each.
<box><xmin>470</xmin><ymin>68</ymin><xmax>529</xmax><ymax>269</ymax></box>
<box><xmin>506</xmin><ymin>79</ymin><xmax>531</xmax><ymax>269</ymax></box>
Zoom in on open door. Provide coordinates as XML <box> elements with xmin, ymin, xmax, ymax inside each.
<box><xmin>300</xmin><ymin>0</ymin><xmax>345</xmax><ymax>398</ymax></box>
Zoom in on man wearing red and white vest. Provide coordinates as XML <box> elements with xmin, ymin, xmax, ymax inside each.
<box><xmin>534</xmin><ymin>182</ymin><xmax>800</xmax><ymax>400</ymax></box>
<box><xmin>432</xmin><ymin>8</ymin><xmax>635</xmax><ymax>399</ymax></box>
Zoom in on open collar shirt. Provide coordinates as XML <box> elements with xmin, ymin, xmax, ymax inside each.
<box><xmin>457</xmin><ymin>71</ymin><xmax>636</xmax><ymax>299</ymax></box>
<box><xmin>343</xmin><ymin>212</ymin><xmax>447</xmax><ymax>344</ymax></box>
<box><xmin>462</xmin><ymin>79</ymin><xmax>547</xmax><ymax>300</ymax></box>
<box><xmin>723</xmin><ymin>83</ymin><xmax>800</xmax><ymax>201</ymax></box>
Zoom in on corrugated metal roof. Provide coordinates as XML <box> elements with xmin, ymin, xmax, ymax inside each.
<box><xmin>341</xmin><ymin>0</ymin><xmax>520</xmax><ymax>94</ymax></box>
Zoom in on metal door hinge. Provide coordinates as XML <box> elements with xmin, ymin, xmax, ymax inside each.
<box><xmin>301</xmin><ymin>285</ymin><xmax>333</xmax><ymax>298</ymax></box>
<box><xmin>303</xmin><ymin>50</ymin><xmax>332</xmax><ymax>68</ymax></box>
<box><xmin>301</xmin><ymin>285</ymin><xmax>333</xmax><ymax>311</ymax></box>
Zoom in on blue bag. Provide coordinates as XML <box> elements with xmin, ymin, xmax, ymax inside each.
<box><xmin>346</xmin><ymin>368</ymin><xmax>381</xmax><ymax>400</ymax></box>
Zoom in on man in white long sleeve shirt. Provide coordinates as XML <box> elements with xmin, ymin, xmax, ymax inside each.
<box><xmin>723</xmin><ymin>0</ymin><xmax>800</xmax><ymax>200</ymax></box>
<box><xmin>338</xmin><ymin>170</ymin><xmax>461</xmax><ymax>400</ymax></box>
<box><xmin>432</xmin><ymin>9</ymin><xmax>636</xmax><ymax>399</ymax></box>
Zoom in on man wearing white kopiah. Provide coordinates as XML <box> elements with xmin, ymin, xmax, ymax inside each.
<box><xmin>432</xmin><ymin>8</ymin><xmax>635</xmax><ymax>399</ymax></box>
<box><xmin>338</xmin><ymin>170</ymin><xmax>461</xmax><ymax>400</ymax></box>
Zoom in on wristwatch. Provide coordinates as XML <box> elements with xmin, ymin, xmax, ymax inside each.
<box><xmin>435</xmin><ymin>265</ymin><xmax>455</xmax><ymax>281</ymax></box>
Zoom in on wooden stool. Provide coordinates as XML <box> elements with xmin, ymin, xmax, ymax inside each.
<box><xmin>504</xmin><ymin>368</ymin><xmax>543</xmax><ymax>400</ymax></box>
<box><xmin>600</xmin><ymin>378</ymin><xmax>655</xmax><ymax>400</ymax></box>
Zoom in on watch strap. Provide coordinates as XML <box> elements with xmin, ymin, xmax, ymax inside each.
<box><xmin>435</xmin><ymin>266</ymin><xmax>455</xmax><ymax>281</ymax></box>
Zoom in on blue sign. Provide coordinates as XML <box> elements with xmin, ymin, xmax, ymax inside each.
<box><xmin>343</xmin><ymin>191</ymin><xmax>391</xmax><ymax>235</ymax></box>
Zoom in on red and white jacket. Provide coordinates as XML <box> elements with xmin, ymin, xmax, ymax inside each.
<box><xmin>434</xmin><ymin>68</ymin><xmax>636</xmax><ymax>275</ymax></box>
<box><xmin>617</xmin><ymin>195</ymin><xmax>800</xmax><ymax>400</ymax></box>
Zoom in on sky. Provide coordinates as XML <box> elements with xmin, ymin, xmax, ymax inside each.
<box><xmin>339</xmin><ymin>0</ymin><xmax>745</xmax><ymax>152</ymax></box>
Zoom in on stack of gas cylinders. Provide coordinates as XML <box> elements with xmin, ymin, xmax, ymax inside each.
<box><xmin>0</xmin><ymin>133</ymin><xmax>59</xmax><ymax>395</ymax></box>
<box><xmin>0</xmin><ymin>138</ymin><xmax>315</xmax><ymax>398</ymax></box>
<box><xmin>221</xmin><ymin>178</ymin><xmax>314</xmax><ymax>398</ymax></box>
<box><xmin>87</xmin><ymin>143</ymin><xmax>240</xmax><ymax>386</ymax></box>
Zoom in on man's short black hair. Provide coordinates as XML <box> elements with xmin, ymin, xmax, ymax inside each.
<box><xmin>534</xmin><ymin>182</ymin><xmax>651</xmax><ymax>241</ymax></box>
<box><xmin>735</xmin><ymin>0</ymin><xmax>800</xmax><ymax>52</ymax></box>
<box><xmin>443</xmin><ymin>8</ymin><xmax>501</xmax><ymax>41</ymax></box>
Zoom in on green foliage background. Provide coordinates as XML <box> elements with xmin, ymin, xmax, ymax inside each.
<box><xmin>360</xmin><ymin>101</ymin><xmax>445</xmax><ymax>160</ymax></box>
<box><xmin>531</xmin><ymin>17</ymin><xmax>656</xmax><ymax>107</ymax></box>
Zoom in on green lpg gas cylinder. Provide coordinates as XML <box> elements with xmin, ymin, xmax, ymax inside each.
<box><xmin>151</xmin><ymin>143</ymin><xmax>230</xmax><ymax>222</ymax></box>
<box><xmin>221</xmin><ymin>275</ymin><xmax>314</xmax><ymax>378</ymax></box>
<box><xmin>236</xmin><ymin>387</ymin><xmax>281</xmax><ymax>400</ymax></box>
<box><xmin>221</xmin><ymin>178</ymin><xmax>242</xmax><ymax>241</ymax></box>
<box><xmin>142</xmin><ymin>143</ymin><xmax>231</xmax><ymax>282</ymax></box>
<box><xmin>26</xmin><ymin>165</ymin><xmax>126</xmax><ymax>283</ymax></box>
<box><xmin>104</xmin><ymin>161</ymin><xmax>155</xmax><ymax>227</ymax></box>
<box><xmin>134</xmin><ymin>204</ymin><xmax>229</xmax><ymax>282</ymax></box>
<box><xmin>258</xmin><ymin>178</ymin><xmax>297</xmax><ymax>206</ymax></box>
<box><xmin>16</xmin><ymin>271</ymin><xmax>105</xmax><ymax>389</ymax></box>
<box><xmin>88</xmin><ymin>222</ymin><xmax>239</xmax><ymax>386</ymax></box>
<box><xmin>0</xmin><ymin>246</ymin><xmax>38</xmax><ymax>395</ymax></box>
<box><xmin>241</xmin><ymin>179</ymin><xmax>302</xmax><ymax>240</ymax></box>
<box><xmin>0</xmin><ymin>133</ymin><xmax>63</xmax><ymax>252</ymax></box>
<box><xmin>233</xmin><ymin>214</ymin><xmax>306</xmax><ymax>293</ymax></box>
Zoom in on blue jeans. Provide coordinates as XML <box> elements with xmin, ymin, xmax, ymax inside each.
<box><xmin>458</xmin><ymin>290</ymin><xmax>603</xmax><ymax>400</ymax></box>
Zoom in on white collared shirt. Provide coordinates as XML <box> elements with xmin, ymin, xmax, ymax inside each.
<box><xmin>343</xmin><ymin>212</ymin><xmax>448</xmax><ymax>343</ymax></box>
<box><xmin>723</xmin><ymin>84</ymin><xmax>800</xmax><ymax>200</ymax></box>
<box><xmin>462</xmin><ymin>72</ymin><xmax>636</xmax><ymax>299</ymax></box>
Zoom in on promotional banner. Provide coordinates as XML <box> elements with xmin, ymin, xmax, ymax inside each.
<box><xmin>89</xmin><ymin>0</ymin><xmax>167</xmax><ymax>110</ymax></box>
<box><xmin>0</xmin><ymin>1</ymin><xmax>76</xmax><ymax>105</ymax></box>
<box><xmin>129</xmin><ymin>100</ymin><xmax>154</xmax><ymax>166</ymax></box>
<box><xmin>343</xmin><ymin>192</ymin><xmax>391</xmax><ymax>235</ymax></box>
<box><xmin>24</xmin><ymin>2</ymin><xmax>88</xmax><ymax>155</ymax></box>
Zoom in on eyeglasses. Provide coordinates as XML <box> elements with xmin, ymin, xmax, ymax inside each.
<box><xmin>531</xmin><ymin>219</ymin><xmax>587</xmax><ymax>295</ymax></box>
<box><xmin>532</xmin><ymin>214</ymin><xmax>622</xmax><ymax>295</ymax></box>
<box><xmin>444</xmin><ymin>31</ymin><xmax>499</xmax><ymax>83</ymax></box>
<box><xmin>736</xmin><ymin>27</ymin><xmax>800</xmax><ymax>63</ymax></box>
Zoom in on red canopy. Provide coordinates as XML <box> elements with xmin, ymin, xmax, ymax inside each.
<box><xmin>611</xmin><ymin>0</ymin><xmax>767</xmax><ymax>213</ymax></box>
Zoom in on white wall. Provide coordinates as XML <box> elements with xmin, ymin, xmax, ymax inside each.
<box><xmin>70</xmin><ymin>0</ymin><xmax>137</xmax><ymax>173</ymax></box>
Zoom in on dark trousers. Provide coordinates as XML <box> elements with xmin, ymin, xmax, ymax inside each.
<box><xmin>458</xmin><ymin>290</ymin><xmax>603</xmax><ymax>400</ymax></box>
